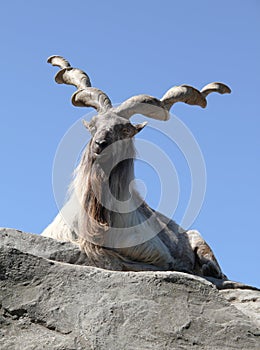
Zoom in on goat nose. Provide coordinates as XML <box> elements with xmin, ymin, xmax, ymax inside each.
<box><xmin>95</xmin><ymin>139</ymin><xmax>108</xmax><ymax>153</ymax></box>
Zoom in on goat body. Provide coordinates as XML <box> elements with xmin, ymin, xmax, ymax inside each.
<box><xmin>42</xmin><ymin>56</ymin><xmax>231</xmax><ymax>279</ymax></box>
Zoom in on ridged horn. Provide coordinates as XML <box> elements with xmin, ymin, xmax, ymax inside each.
<box><xmin>114</xmin><ymin>95</ymin><xmax>169</xmax><ymax>121</ymax></box>
<box><xmin>47</xmin><ymin>55</ymin><xmax>71</xmax><ymax>69</ymax></box>
<box><xmin>161</xmin><ymin>85</ymin><xmax>207</xmax><ymax>110</ymax></box>
<box><xmin>161</xmin><ymin>82</ymin><xmax>231</xmax><ymax>111</ymax></box>
<box><xmin>115</xmin><ymin>82</ymin><xmax>231</xmax><ymax>121</ymax></box>
<box><xmin>47</xmin><ymin>55</ymin><xmax>112</xmax><ymax>113</ymax></box>
<box><xmin>200</xmin><ymin>82</ymin><xmax>231</xmax><ymax>97</ymax></box>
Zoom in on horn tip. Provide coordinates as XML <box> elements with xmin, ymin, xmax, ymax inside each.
<box><xmin>47</xmin><ymin>55</ymin><xmax>55</xmax><ymax>63</ymax></box>
<box><xmin>47</xmin><ymin>55</ymin><xmax>71</xmax><ymax>68</ymax></box>
<box><xmin>47</xmin><ymin>55</ymin><xmax>61</xmax><ymax>64</ymax></box>
<box><xmin>215</xmin><ymin>82</ymin><xmax>232</xmax><ymax>95</ymax></box>
<box><xmin>225</xmin><ymin>86</ymin><xmax>232</xmax><ymax>94</ymax></box>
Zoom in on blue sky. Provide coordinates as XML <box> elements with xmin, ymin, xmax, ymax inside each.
<box><xmin>0</xmin><ymin>1</ymin><xmax>259</xmax><ymax>287</ymax></box>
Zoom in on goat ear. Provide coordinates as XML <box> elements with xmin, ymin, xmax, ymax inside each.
<box><xmin>133</xmin><ymin>121</ymin><xmax>147</xmax><ymax>134</ymax></box>
<box><xmin>82</xmin><ymin>119</ymin><xmax>90</xmax><ymax>130</ymax></box>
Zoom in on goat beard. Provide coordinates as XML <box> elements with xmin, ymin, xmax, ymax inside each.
<box><xmin>75</xmin><ymin>140</ymin><xmax>137</xmax><ymax>245</ymax></box>
<box><xmin>74</xmin><ymin>139</ymin><xmax>141</xmax><ymax>246</ymax></box>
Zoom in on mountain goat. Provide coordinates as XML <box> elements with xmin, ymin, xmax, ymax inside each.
<box><xmin>42</xmin><ymin>55</ymin><xmax>231</xmax><ymax>278</ymax></box>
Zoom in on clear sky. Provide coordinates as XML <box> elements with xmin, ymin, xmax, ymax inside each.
<box><xmin>0</xmin><ymin>0</ymin><xmax>259</xmax><ymax>287</ymax></box>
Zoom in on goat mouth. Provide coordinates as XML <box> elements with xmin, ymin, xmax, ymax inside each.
<box><xmin>94</xmin><ymin>151</ymin><xmax>111</xmax><ymax>161</ymax></box>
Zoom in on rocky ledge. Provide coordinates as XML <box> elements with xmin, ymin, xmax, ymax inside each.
<box><xmin>0</xmin><ymin>228</ymin><xmax>259</xmax><ymax>350</ymax></box>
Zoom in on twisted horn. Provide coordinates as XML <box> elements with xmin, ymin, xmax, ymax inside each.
<box><xmin>114</xmin><ymin>95</ymin><xmax>169</xmax><ymax>121</ymax></box>
<box><xmin>47</xmin><ymin>56</ymin><xmax>71</xmax><ymax>69</ymax></box>
<box><xmin>115</xmin><ymin>82</ymin><xmax>231</xmax><ymax>121</ymax></box>
<box><xmin>47</xmin><ymin>55</ymin><xmax>112</xmax><ymax>113</ymax></box>
<box><xmin>161</xmin><ymin>82</ymin><xmax>231</xmax><ymax>110</ymax></box>
<box><xmin>161</xmin><ymin>85</ymin><xmax>207</xmax><ymax>110</ymax></box>
<box><xmin>200</xmin><ymin>82</ymin><xmax>231</xmax><ymax>97</ymax></box>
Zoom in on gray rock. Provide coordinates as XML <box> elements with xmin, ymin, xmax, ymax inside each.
<box><xmin>220</xmin><ymin>289</ymin><xmax>260</xmax><ymax>328</ymax></box>
<box><xmin>0</xmin><ymin>228</ymin><xmax>259</xmax><ymax>350</ymax></box>
<box><xmin>0</xmin><ymin>228</ymin><xmax>89</xmax><ymax>265</ymax></box>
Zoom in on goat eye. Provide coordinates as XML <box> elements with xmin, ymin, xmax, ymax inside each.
<box><xmin>122</xmin><ymin>128</ymin><xmax>130</xmax><ymax>136</ymax></box>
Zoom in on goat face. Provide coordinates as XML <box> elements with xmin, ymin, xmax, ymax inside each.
<box><xmin>83</xmin><ymin>113</ymin><xmax>147</xmax><ymax>162</ymax></box>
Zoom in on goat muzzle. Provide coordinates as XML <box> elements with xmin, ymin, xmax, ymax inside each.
<box><xmin>93</xmin><ymin>139</ymin><xmax>109</xmax><ymax>155</ymax></box>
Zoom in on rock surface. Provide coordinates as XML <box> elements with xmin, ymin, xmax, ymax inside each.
<box><xmin>0</xmin><ymin>228</ymin><xmax>259</xmax><ymax>350</ymax></box>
